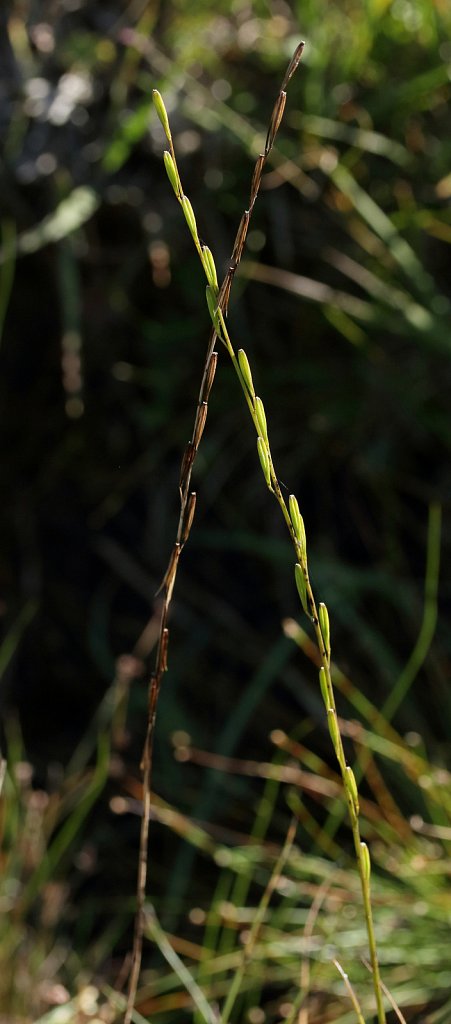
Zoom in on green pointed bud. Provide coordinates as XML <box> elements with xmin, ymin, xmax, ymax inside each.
<box><xmin>319</xmin><ymin>666</ymin><xmax>329</xmax><ymax>708</ymax></box>
<box><xmin>181</xmin><ymin>196</ymin><xmax>198</xmax><ymax>241</ymax></box>
<box><xmin>201</xmin><ymin>246</ymin><xmax>218</xmax><ymax>291</ymax></box>
<box><xmin>345</xmin><ymin>766</ymin><xmax>359</xmax><ymax>815</ymax></box>
<box><xmin>294</xmin><ymin>563</ymin><xmax>308</xmax><ymax>617</ymax></box>
<box><xmin>206</xmin><ymin>285</ymin><xmax>222</xmax><ymax>333</ymax></box>
<box><xmin>289</xmin><ymin>494</ymin><xmax>306</xmax><ymax>556</ymax></box>
<box><xmin>318</xmin><ymin>602</ymin><xmax>330</xmax><ymax>661</ymax></box>
<box><xmin>257</xmin><ymin>437</ymin><xmax>271</xmax><ymax>486</ymax></box>
<box><xmin>327</xmin><ymin>707</ymin><xmax>340</xmax><ymax>755</ymax></box>
<box><xmin>152</xmin><ymin>90</ymin><xmax>171</xmax><ymax>140</ymax></box>
<box><xmin>163</xmin><ymin>151</ymin><xmax>179</xmax><ymax>195</ymax></box>
<box><xmin>254</xmin><ymin>397</ymin><xmax>268</xmax><ymax>441</ymax></box>
<box><xmin>360</xmin><ymin>841</ymin><xmax>371</xmax><ymax>883</ymax></box>
<box><xmin>289</xmin><ymin>494</ymin><xmax>301</xmax><ymax>537</ymax></box>
<box><xmin>238</xmin><ymin>350</ymin><xmax>255</xmax><ymax>396</ymax></box>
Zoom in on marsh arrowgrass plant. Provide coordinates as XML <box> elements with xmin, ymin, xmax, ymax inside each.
<box><xmin>125</xmin><ymin>44</ymin><xmax>389</xmax><ymax>1024</ymax></box>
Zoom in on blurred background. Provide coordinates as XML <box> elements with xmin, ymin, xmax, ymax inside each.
<box><xmin>0</xmin><ymin>1</ymin><xmax>450</xmax><ymax>1021</ymax></box>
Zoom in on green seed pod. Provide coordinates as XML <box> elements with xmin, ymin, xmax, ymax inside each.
<box><xmin>163</xmin><ymin>151</ymin><xmax>179</xmax><ymax>195</ymax></box>
<box><xmin>289</xmin><ymin>495</ymin><xmax>306</xmax><ymax>556</ymax></box>
<box><xmin>319</xmin><ymin>666</ymin><xmax>329</xmax><ymax>708</ymax></box>
<box><xmin>327</xmin><ymin>707</ymin><xmax>340</xmax><ymax>755</ymax></box>
<box><xmin>318</xmin><ymin>602</ymin><xmax>331</xmax><ymax>661</ymax></box>
<box><xmin>181</xmin><ymin>196</ymin><xmax>198</xmax><ymax>241</ymax></box>
<box><xmin>289</xmin><ymin>493</ymin><xmax>307</xmax><ymax>552</ymax></box>
<box><xmin>294</xmin><ymin>563</ymin><xmax>308</xmax><ymax>617</ymax></box>
<box><xmin>345</xmin><ymin>766</ymin><xmax>359</xmax><ymax>815</ymax></box>
<box><xmin>360</xmin><ymin>841</ymin><xmax>371</xmax><ymax>883</ymax></box>
<box><xmin>257</xmin><ymin>436</ymin><xmax>271</xmax><ymax>486</ymax></box>
<box><xmin>152</xmin><ymin>90</ymin><xmax>171</xmax><ymax>140</ymax></box>
<box><xmin>201</xmin><ymin>246</ymin><xmax>218</xmax><ymax>292</ymax></box>
<box><xmin>289</xmin><ymin>494</ymin><xmax>301</xmax><ymax>538</ymax></box>
<box><xmin>254</xmin><ymin>396</ymin><xmax>268</xmax><ymax>441</ymax></box>
<box><xmin>206</xmin><ymin>285</ymin><xmax>222</xmax><ymax>334</ymax></box>
<box><xmin>238</xmin><ymin>349</ymin><xmax>255</xmax><ymax>396</ymax></box>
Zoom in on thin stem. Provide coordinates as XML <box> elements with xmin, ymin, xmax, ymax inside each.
<box><xmin>220</xmin><ymin>820</ymin><xmax>297</xmax><ymax>1024</ymax></box>
<box><xmin>382</xmin><ymin>502</ymin><xmax>441</xmax><ymax>723</ymax></box>
<box><xmin>334</xmin><ymin>960</ymin><xmax>366</xmax><ymax>1024</ymax></box>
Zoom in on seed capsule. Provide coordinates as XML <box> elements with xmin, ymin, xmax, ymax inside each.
<box><xmin>181</xmin><ymin>196</ymin><xmax>198</xmax><ymax>241</ymax></box>
<box><xmin>289</xmin><ymin>495</ymin><xmax>306</xmax><ymax>557</ymax></box>
<box><xmin>360</xmin><ymin>842</ymin><xmax>371</xmax><ymax>883</ymax></box>
<box><xmin>318</xmin><ymin>602</ymin><xmax>331</xmax><ymax>661</ymax></box>
<box><xmin>181</xmin><ymin>491</ymin><xmax>196</xmax><ymax>545</ymax></box>
<box><xmin>192</xmin><ymin>402</ymin><xmax>208</xmax><ymax>449</ymax></box>
<box><xmin>152</xmin><ymin>90</ymin><xmax>171</xmax><ymax>140</ymax></box>
<box><xmin>200</xmin><ymin>351</ymin><xmax>218</xmax><ymax>403</ymax></box>
<box><xmin>201</xmin><ymin>246</ymin><xmax>218</xmax><ymax>291</ymax></box>
<box><xmin>294</xmin><ymin>563</ymin><xmax>308</xmax><ymax>617</ymax></box>
<box><xmin>265</xmin><ymin>91</ymin><xmax>287</xmax><ymax>155</ymax></box>
<box><xmin>238</xmin><ymin>350</ymin><xmax>254</xmax><ymax>396</ymax></box>
<box><xmin>254</xmin><ymin>397</ymin><xmax>268</xmax><ymax>441</ymax></box>
<box><xmin>163</xmin><ymin>150</ymin><xmax>179</xmax><ymax>194</ymax></box>
<box><xmin>206</xmin><ymin>286</ymin><xmax>222</xmax><ymax>334</ymax></box>
<box><xmin>345</xmin><ymin>765</ymin><xmax>359</xmax><ymax>815</ymax></box>
<box><xmin>257</xmin><ymin>436</ymin><xmax>271</xmax><ymax>486</ymax></box>
<box><xmin>319</xmin><ymin>666</ymin><xmax>329</xmax><ymax>708</ymax></box>
<box><xmin>179</xmin><ymin>441</ymin><xmax>195</xmax><ymax>495</ymax></box>
<box><xmin>327</xmin><ymin>707</ymin><xmax>339</xmax><ymax>755</ymax></box>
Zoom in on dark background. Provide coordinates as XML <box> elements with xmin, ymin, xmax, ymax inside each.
<box><xmin>0</xmin><ymin>1</ymin><xmax>450</xmax><ymax>1021</ymax></box>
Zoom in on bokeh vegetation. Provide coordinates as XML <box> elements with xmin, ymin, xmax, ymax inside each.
<box><xmin>0</xmin><ymin>1</ymin><xmax>450</xmax><ymax>1022</ymax></box>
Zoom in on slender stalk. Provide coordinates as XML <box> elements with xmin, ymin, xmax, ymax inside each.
<box><xmin>144</xmin><ymin>905</ymin><xmax>218</xmax><ymax>1024</ymax></box>
<box><xmin>334</xmin><ymin>960</ymin><xmax>366</xmax><ymax>1024</ymax></box>
<box><xmin>382</xmin><ymin>501</ymin><xmax>441</xmax><ymax>723</ymax></box>
<box><xmin>156</xmin><ymin>45</ymin><xmax>386</xmax><ymax>1024</ymax></box>
<box><xmin>220</xmin><ymin>819</ymin><xmax>297</xmax><ymax>1024</ymax></box>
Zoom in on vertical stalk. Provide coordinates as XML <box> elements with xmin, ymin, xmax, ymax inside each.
<box><xmin>152</xmin><ymin>44</ymin><xmax>387</xmax><ymax>1024</ymax></box>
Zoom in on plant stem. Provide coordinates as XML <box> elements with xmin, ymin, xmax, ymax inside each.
<box><xmin>154</xmin><ymin>44</ymin><xmax>387</xmax><ymax>1023</ymax></box>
